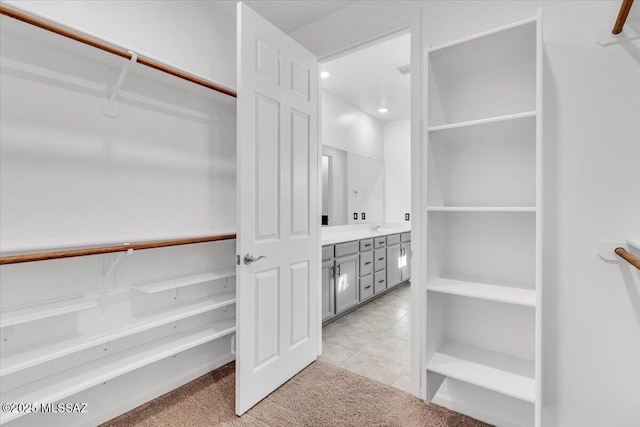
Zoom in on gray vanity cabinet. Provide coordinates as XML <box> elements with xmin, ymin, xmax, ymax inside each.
<box><xmin>401</xmin><ymin>242</ymin><xmax>411</xmax><ymax>281</ymax></box>
<box><xmin>386</xmin><ymin>243</ymin><xmax>402</xmax><ymax>288</ymax></box>
<box><xmin>335</xmin><ymin>253</ymin><xmax>359</xmax><ymax>314</ymax></box>
<box><xmin>322</xmin><ymin>260</ymin><xmax>335</xmax><ymax>321</ymax></box>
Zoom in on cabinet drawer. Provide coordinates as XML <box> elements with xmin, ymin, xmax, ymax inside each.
<box><xmin>360</xmin><ymin>239</ymin><xmax>374</xmax><ymax>252</ymax></box>
<box><xmin>360</xmin><ymin>275</ymin><xmax>374</xmax><ymax>301</ymax></box>
<box><xmin>374</xmin><ymin>270</ymin><xmax>386</xmax><ymax>294</ymax></box>
<box><xmin>374</xmin><ymin>250</ymin><xmax>386</xmax><ymax>272</ymax></box>
<box><xmin>322</xmin><ymin>245</ymin><xmax>334</xmax><ymax>261</ymax></box>
<box><xmin>386</xmin><ymin>234</ymin><xmax>400</xmax><ymax>245</ymax></box>
<box><xmin>401</xmin><ymin>232</ymin><xmax>412</xmax><ymax>243</ymax></box>
<box><xmin>374</xmin><ymin>237</ymin><xmax>386</xmax><ymax>249</ymax></box>
<box><xmin>335</xmin><ymin>241</ymin><xmax>359</xmax><ymax>258</ymax></box>
<box><xmin>360</xmin><ymin>251</ymin><xmax>374</xmax><ymax>276</ymax></box>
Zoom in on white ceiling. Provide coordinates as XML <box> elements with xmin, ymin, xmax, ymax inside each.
<box><xmin>208</xmin><ymin>1</ymin><xmax>357</xmax><ymax>33</ymax></box>
<box><xmin>321</xmin><ymin>33</ymin><xmax>411</xmax><ymax>122</ymax></box>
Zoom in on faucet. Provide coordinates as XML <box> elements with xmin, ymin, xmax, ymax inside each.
<box><xmin>371</xmin><ymin>225</ymin><xmax>381</xmax><ymax>232</ymax></box>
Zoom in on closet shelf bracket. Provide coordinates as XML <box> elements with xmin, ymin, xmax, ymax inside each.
<box><xmin>103</xmin><ymin>247</ymin><xmax>134</xmax><ymax>279</ymax></box>
<box><xmin>103</xmin><ymin>51</ymin><xmax>138</xmax><ymax>118</ymax></box>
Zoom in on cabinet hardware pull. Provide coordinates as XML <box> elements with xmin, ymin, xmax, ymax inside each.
<box><xmin>365</xmin><ymin>261</ymin><xmax>372</xmax><ymax>265</ymax></box>
<box><xmin>378</xmin><ymin>280</ymin><xmax>384</xmax><ymax>283</ymax></box>
<box><xmin>365</xmin><ymin>244</ymin><xmax>371</xmax><ymax>247</ymax></box>
<box><xmin>378</xmin><ymin>258</ymin><xmax>384</xmax><ymax>261</ymax></box>
<box><xmin>364</xmin><ymin>285</ymin><xmax>372</xmax><ymax>289</ymax></box>
<box><xmin>337</xmin><ymin>265</ymin><xmax>341</xmax><ymax>276</ymax></box>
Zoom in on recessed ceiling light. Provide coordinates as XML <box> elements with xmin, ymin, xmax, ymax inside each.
<box><xmin>378</xmin><ymin>107</ymin><xmax>389</xmax><ymax>113</ymax></box>
<box><xmin>321</xmin><ymin>71</ymin><xmax>331</xmax><ymax>79</ymax></box>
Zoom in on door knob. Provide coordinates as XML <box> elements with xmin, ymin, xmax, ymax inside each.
<box><xmin>244</xmin><ymin>254</ymin><xmax>267</xmax><ymax>265</ymax></box>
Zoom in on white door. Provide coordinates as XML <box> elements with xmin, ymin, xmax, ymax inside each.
<box><xmin>236</xmin><ymin>2</ymin><xmax>319</xmax><ymax>415</ymax></box>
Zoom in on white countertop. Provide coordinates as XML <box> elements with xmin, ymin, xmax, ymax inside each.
<box><xmin>321</xmin><ymin>225</ymin><xmax>411</xmax><ymax>246</ymax></box>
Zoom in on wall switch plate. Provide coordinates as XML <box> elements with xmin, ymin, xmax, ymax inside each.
<box><xmin>353</xmin><ymin>213</ymin><xmax>358</xmax><ymax>220</ymax></box>
<box><xmin>361</xmin><ymin>213</ymin><xmax>366</xmax><ymax>220</ymax></box>
<box><xmin>405</xmin><ymin>213</ymin><xmax>410</xmax><ymax>221</ymax></box>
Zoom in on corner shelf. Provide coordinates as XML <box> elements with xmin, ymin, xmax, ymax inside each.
<box><xmin>427</xmin><ymin>206</ymin><xmax>536</xmax><ymax>213</ymax></box>
<box><xmin>0</xmin><ymin>322</ymin><xmax>236</xmax><ymax>424</ymax></box>
<box><xmin>130</xmin><ymin>267</ymin><xmax>236</xmax><ymax>294</ymax></box>
<box><xmin>427</xmin><ymin>278</ymin><xmax>535</xmax><ymax>307</ymax></box>
<box><xmin>426</xmin><ymin>344</ymin><xmax>535</xmax><ymax>403</ymax></box>
<box><xmin>0</xmin><ymin>292</ymin><xmax>236</xmax><ymax>377</ymax></box>
<box><xmin>0</xmin><ymin>295</ymin><xmax>97</xmax><ymax>328</ymax></box>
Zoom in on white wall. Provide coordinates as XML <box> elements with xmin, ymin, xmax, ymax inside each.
<box><xmin>321</xmin><ymin>91</ymin><xmax>384</xmax><ymax>160</ymax></box>
<box><xmin>4</xmin><ymin>0</ymin><xmax>236</xmax><ymax>90</ymax></box>
<box><xmin>294</xmin><ymin>2</ymin><xmax>640</xmax><ymax>426</ymax></box>
<box><xmin>384</xmin><ymin>119</ymin><xmax>411</xmax><ymax>223</ymax></box>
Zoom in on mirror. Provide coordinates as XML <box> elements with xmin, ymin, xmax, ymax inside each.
<box><xmin>322</xmin><ymin>146</ymin><xmax>383</xmax><ymax>226</ymax></box>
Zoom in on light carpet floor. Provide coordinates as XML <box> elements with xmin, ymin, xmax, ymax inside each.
<box><xmin>101</xmin><ymin>361</ymin><xmax>490</xmax><ymax>427</ymax></box>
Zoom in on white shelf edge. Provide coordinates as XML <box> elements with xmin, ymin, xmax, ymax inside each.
<box><xmin>130</xmin><ymin>267</ymin><xmax>236</xmax><ymax>294</ymax></box>
<box><xmin>427</xmin><ymin>278</ymin><xmax>536</xmax><ymax>307</ymax></box>
<box><xmin>627</xmin><ymin>239</ymin><xmax>640</xmax><ymax>250</ymax></box>
<box><xmin>426</xmin><ymin>352</ymin><xmax>535</xmax><ymax>403</ymax></box>
<box><xmin>427</xmin><ymin>16</ymin><xmax>537</xmax><ymax>53</ymax></box>
<box><xmin>427</xmin><ymin>110</ymin><xmax>536</xmax><ymax>133</ymax></box>
<box><xmin>0</xmin><ymin>293</ymin><xmax>236</xmax><ymax>377</ymax></box>
<box><xmin>0</xmin><ymin>296</ymin><xmax>97</xmax><ymax>328</ymax></box>
<box><xmin>0</xmin><ymin>322</ymin><xmax>236</xmax><ymax>424</ymax></box>
<box><xmin>0</xmin><ymin>229</ymin><xmax>237</xmax><ymax>255</ymax></box>
<box><xmin>427</xmin><ymin>206</ymin><xmax>536</xmax><ymax>213</ymax></box>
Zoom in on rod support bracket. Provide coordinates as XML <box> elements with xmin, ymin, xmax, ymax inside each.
<box><xmin>103</xmin><ymin>51</ymin><xmax>138</xmax><ymax>117</ymax></box>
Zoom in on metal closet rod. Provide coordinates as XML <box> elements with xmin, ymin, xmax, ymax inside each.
<box><xmin>615</xmin><ymin>247</ymin><xmax>640</xmax><ymax>270</ymax></box>
<box><xmin>0</xmin><ymin>4</ymin><xmax>237</xmax><ymax>98</ymax></box>
<box><xmin>613</xmin><ymin>0</ymin><xmax>634</xmax><ymax>34</ymax></box>
<box><xmin>0</xmin><ymin>234</ymin><xmax>237</xmax><ymax>265</ymax></box>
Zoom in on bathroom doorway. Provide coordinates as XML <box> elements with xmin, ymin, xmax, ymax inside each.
<box><xmin>318</xmin><ymin>29</ymin><xmax>413</xmax><ymax>392</ymax></box>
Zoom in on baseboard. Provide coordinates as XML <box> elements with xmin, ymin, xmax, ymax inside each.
<box><xmin>432</xmin><ymin>395</ymin><xmax>528</xmax><ymax>427</ymax></box>
<box><xmin>79</xmin><ymin>353</ymin><xmax>235</xmax><ymax>427</ymax></box>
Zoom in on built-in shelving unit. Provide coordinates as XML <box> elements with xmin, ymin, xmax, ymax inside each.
<box><xmin>425</xmin><ymin>11</ymin><xmax>542</xmax><ymax>427</ymax></box>
<box><xmin>0</xmin><ymin>295</ymin><xmax>97</xmax><ymax>328</ymax></box>
<box><xmin>0</xmin><ymin>5</ymin><xmax>238</xmax><ymax>426</ymax></box>
<box><xmin>0</xmin><ymin>321</ymin><xmax>235</xmax><ymax>424</ymax></box>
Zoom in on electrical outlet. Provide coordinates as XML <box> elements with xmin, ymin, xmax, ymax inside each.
<box><xmin>361</xmin><ymin>213</ymin><xmax>366</xmax><ymax>220</ymax></box>
<box><xmin>353</xmin><ymin>213</ymin><xmax>358</xmax><ymax>220</ymax></box>
<box><xmin>405</xmin><ymin>213</ymin><xmax>410</xmax><ymax>221</ymax></box>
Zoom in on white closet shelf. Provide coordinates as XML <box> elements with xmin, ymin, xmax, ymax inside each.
<box><xmin>426</xmin><ymin>348</ymin><xmax>535</xmax><ymax>403</ymax></box>
<box><xmin>130</xmin><ymin>267</ymin><xmax>236</xmax><ymax>293</ymax></box>
<box><xmin>0</xmin><ymin>295</ymin><xmax>97</xmax><ymax>328</ymax></box>
<box><xmin>427</xmin><ymin>206</ymin><xmax>536</xmax><ymax>213</ymax></box>
<box><xmin>427</xmin><ymin>278</ymin><xmax>535</xmax><ymax>307</ymax></box>
<box><xmin>427</xmin><ymin>111</ymin><xmax>536</xmax><ymax>133</ymax></box>
<box><xmin>0</xmin><ymin>292</ymin><xmax>236</xmax><ymax>377</ymax></box>
<box><xmin>0</xmin><ymin>322</ymin><xmax>235</xmax><ymax>424</ymax></box>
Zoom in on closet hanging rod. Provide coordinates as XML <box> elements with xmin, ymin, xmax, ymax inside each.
<box><xmin>0</xmin><ymin>234</ymin><xmax>237</xmax><ymax>265</ymax></box>
<box><xmin>615</xmin><ymin>247</ymin><xmax>640</xmax><ymax>270</ymax></box>
<box><xmin>613</xmin><ymin>0</ymin><xmax>634</xmax><ymax>34</ymax></box>
<box><xmin>0</xmin><ymin>4</ymin><xmax>237</xmax><ymax>98</ymax></box>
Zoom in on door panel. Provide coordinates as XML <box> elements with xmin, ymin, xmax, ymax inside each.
<box><xmin>335</xmin><ymin>254</ymin><xmax>359</xmax><ymax>313</ymax></box>
<box><xmin>387</xmin><ymin>245</ymin><xmax>402</xmax><ymax>287</ymax></box>
<box><xmin>237</xmin><ymin>2</ymin><xmax>318</xmax><ymax>415</ymax></box>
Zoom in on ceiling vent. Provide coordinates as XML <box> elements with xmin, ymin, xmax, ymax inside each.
<box><xmin>395</xmin><ymin>64</ymin><xmax>411</xmax><ymax>75</ymax></box>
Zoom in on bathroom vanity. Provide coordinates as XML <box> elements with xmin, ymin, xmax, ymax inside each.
<box><xmin>321</xmin><ymin>228</ymin><xmax>411</xmax><ymax>323</ymax></box>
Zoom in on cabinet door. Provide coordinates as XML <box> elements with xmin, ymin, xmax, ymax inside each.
<box><xmin>386</xmin><ymin>244</ymin><xmax>402</xmax><ymax>288</ymax></box>
<box><xmin>401</xmin><ymin>243</ymin><xmax>411</xmax><ymax>281</ymax></box>
<box><xmin>322</xmin><ymin>260</ymin><xmax>335</xmax><ymax>321</ymax></box>
<box><xmin>335</xmin><ymin>254</ymin><xmax>359</xmax><ymax>314</ymax></box>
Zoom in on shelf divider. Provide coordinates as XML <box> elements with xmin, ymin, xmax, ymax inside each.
<box><xmin>0</xmin><ymin>295</ymin><xmax>97</xmax><ymax>328</ymax></box>
<box><xmin>427</xmin><ymin>278</ymin><xmax>535</xmax><ymax>307</ymax></box>
<box><xmin>428</xmin><ymin>110</ymin><xmax>536</xmax><ymax>133</ymax></box>
<box><xmin>130</xmin><ymin>267</ymin><xmax>236</xmax><ymax>294</ymax></box>
<box><xmin>426</xmin><ymin>350</ymin><xmax>535</xmax><ymax>403</ymax></box>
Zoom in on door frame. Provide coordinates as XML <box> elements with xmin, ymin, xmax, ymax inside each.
<box><xmin>315</xmin><ymin>14</ymin><xmax>425</xmax><ymax>400</ymax></box>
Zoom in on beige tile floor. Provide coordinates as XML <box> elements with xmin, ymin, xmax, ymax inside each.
<box><xmin>320</xmin><ymin>282</ymin><xmax>412</xmax><ymax>392</ymax></box>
